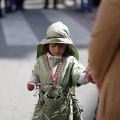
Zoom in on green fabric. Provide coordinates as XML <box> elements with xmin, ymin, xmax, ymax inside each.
<box><xmin>36</xmin><ymin>21</ymin><xmax>79</xmax><ymax>60</ymax></box>
<box><xmin>32</xmin><ymin>55</ymin><xmax>85</xmax><ymax>120</ymax></box>
<box><xmin>32</xmin><ymin>21</ymin><xmax>84</xmax><ymax>120</ymax></box>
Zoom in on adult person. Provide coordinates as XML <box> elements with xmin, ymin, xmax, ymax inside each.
<box><xmin>88</xmin><ymin>0</ymin><xmax>120</xmax><ymax>120</ymax></box>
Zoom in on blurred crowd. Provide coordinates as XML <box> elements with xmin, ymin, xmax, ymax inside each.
<box><xmin>0</xmin><ymin>0</ymin><xmax>25</xmax><ymax>18</ymax></box>
<box><xmin>0</xmin><ymin>0</ymin><xmax>101</xmax><ymax>18</ymax></box>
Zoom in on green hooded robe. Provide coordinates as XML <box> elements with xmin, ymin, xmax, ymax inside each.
<box><xmin>32</xmin><ymin>22</ymin><xmax>84</xmax><ymax>120</ymax></box>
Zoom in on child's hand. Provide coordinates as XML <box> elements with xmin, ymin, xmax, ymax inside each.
<box><xmin>27</xmin><ymin>82</ymin><xmax>36</xmax><ymax>91</ymax></box>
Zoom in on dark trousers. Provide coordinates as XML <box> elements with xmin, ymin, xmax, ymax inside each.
<box><xmin>44</xmin><ymin>0</ymin><xmax>57</xmax><ymax>8</ymax></box>
<box><xmin>5</xmin><ymin>0</ymin><xmax>14</xmax><ymax>13</ymax></box>
<box><xmin>0</xmin><ymin>0</ymin><xmax>2</xmax><ymax>16</ymax></box>
<box><xmin>92</xmin><ymin>0</ymin><xmax>101</xmax><ymax>7</ymax></box>
<box><xmin>80</xmin><ymin>0</ymin><xmax>92</xmax><ymax>12</ymax></box>
<box><xmin>15</xmin><ymin>0</ymin><xmax>24</xmax><ymax>10</ymax></box>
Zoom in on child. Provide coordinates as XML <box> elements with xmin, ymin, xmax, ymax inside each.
<box><xmin>27</xmin><ymin>21</ymin><xmax>90</xmax><ymax>120</ymax></box>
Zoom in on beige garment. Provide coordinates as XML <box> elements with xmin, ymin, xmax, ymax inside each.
<box><xmin>88</xmin><ymin>0</ymin><xmax>120</xmax><ymax>120</ymax></box>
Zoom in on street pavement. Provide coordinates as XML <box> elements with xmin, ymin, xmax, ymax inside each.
<box><xmin>0</xmin><ymin>1</ymin><xmax>99</xmax><ymax>120</ymax></box>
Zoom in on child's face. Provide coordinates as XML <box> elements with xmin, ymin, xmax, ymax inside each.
<box><xmin>49</xmin><ymin>43</ymin><xmax>67</xmax><ymax>56</ymax></box>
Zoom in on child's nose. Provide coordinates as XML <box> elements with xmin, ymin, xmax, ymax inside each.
<box><xmin>55</xmin><ymin>46</ymin><xmax>60</xmax><ymax>51</ymax></box>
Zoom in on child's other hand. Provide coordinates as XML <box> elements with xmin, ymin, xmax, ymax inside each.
<box><xmin>27</xmin><ymin>82</ymin><xmax>36</xmax><ymax>91</ymax></box>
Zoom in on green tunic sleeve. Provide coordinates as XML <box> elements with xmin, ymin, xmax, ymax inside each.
<box><xmin>70</xmin><ymin>57</ymin><xmax>85</xmax><ymax>86</ymax></box>
<box><xmin>32</xmin><ymin>59</ymin><xmax>40</xmax><ymax>78</ymax></box>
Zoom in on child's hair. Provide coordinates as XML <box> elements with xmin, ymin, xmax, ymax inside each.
<box><xmin>42</xmin><ymin>44</ymin><xmax>70</xmax><ymax>57</ymax></box>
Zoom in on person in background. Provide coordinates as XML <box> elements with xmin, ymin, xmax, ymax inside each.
<box><xmin>80</xmin><ymin>0</ymin><xmax>93</xmax><ymax>12</ymax></box>
<box><xmin>15</xmin><ymin>0</ymin><xmax>25</xmax><ymax>10</ymax></box>
<box><xmin>92</xmin><ymin>0</ymin><xmax>101</xmax><ymax>7</ymax></box>
<box><xmin>0</xmin><ymin>0</ymin><xmax>2</xmax><ymax>18</ymax></box>
<box><xmin>88</xmin><ymin>0</ymin><xmax>120</xmax><ymax>120</ymax></box>
<box><xmin>5</xmin><ymin>0</ymin><xmax>14</xmax><ymax>13</ymax></box>
<box><xmin>44</xmin><ymin>0</ymin><xmax>57</xmax><ymax>9</ymax></box>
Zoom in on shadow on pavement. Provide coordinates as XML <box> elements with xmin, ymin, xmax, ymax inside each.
<box><xmin>0</xmin><ymin>7</ymin><xmax>98</xmax><ymax>59</ymax></box>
